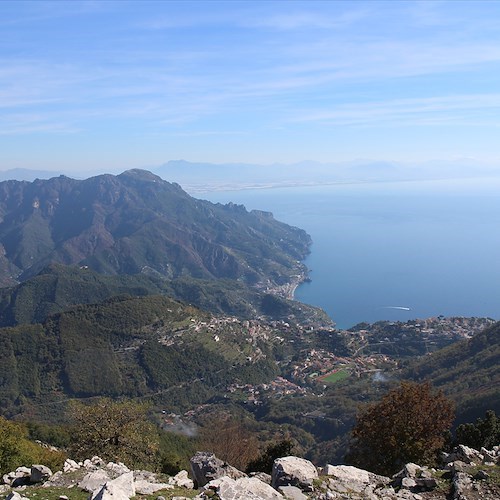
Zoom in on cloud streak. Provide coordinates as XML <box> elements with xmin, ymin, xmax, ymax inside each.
<box><xmin>3</xmin><ymin>1</ymin><xmax>500</xmax><ymax>168</ymax></box>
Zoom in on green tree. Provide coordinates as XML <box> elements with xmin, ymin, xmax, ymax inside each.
<box><xmin>346</xmin><ymin>382</ymin><xmax>454</xmax><ymax>475</ymax></box>
<box><xmin>455</xmin><ymin>410</ymin><xmax>500</xmax><ymax>449</ymax></box>
<box><xmin>68</xmin><ymin>398</ymin><xmax>159</xmax><ymax>469</ymax></box>
<box><xmin>0</xmin><ymin>416</ymin><xmax>66</xmax><ymax>475</ymax></box>
<box><xmin>0</xmin><ymin>417</ymin><xmax>23</xmax><ymax>474</ymax></box>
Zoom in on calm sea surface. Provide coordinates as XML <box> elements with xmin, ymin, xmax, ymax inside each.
<box><xmin>201</xmin><ymin>178</ymin><xmax>500</xmax><ymax>329</ymax></box>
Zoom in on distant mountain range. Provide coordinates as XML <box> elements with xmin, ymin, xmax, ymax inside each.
<box><xmin>152</xmin><ymin>159</ymin><xmax>498</xmax><ymax>192</ymax></box>
<box><xmin>0</xmin><ymin>169</ymin><xmax>310</xmax><ymax>287</ymax></box>
<box><xmin>2</xmin><ymin>158</ymin><xmax>497</xmax><ymax>194</ymax></box>
<box><xmin>0</xmin><ymin>168</ymin><xmax>65</xmax><ymax>182</ymax></box>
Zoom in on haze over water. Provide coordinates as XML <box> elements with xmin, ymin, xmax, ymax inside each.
<box><xmin>203</xmin><ymin>178</ymin><xmax>500</xmax><ymax>329</ymax></box>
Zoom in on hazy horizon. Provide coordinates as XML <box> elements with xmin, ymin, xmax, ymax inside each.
<box><xmin>2</xmin><ymin>157</ymin><xmax>500</xmax><ymax>191</ymax></box>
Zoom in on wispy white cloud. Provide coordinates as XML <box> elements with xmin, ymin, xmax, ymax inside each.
<box><xmin>0</xmin><ymin>111</ymin><xmax>79</xmax><ymax>135</ymax></box>
<box><xmin>240</xmin><ymin>7</ymin><xmax>372</xmax><ymax>31</ymax></box>
<box><xmin>3</xmin><ymin>0</ymin><xmax>500</xmax><ymax>153</ymax></box>
<box><xmin>290</xmin><ymin>94</ymin><xmax>500</xmax><ymax>127</ymax></box>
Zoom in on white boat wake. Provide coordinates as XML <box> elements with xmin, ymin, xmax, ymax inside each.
<box><xmin>382</xmin><ymin>306</ymin><xmax>411</xmax><ymax>311</ymax></box>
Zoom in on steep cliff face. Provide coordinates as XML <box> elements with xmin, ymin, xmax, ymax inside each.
<box><xmin>0</xmin><ymin>169</ymin><xmax>310</xmax><ymax>287</ymax></box>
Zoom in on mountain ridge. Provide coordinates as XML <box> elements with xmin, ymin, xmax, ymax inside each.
<box><xmin>0</xmin><ymin>169</ymin><xmax>310</xmax><ymax>289</ymax></box>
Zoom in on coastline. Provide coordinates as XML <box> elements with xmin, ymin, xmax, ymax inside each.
<box><xmin>261</xmin><ymin>267</ymin><xmax>309</xmax><ymax>301</ymax></box>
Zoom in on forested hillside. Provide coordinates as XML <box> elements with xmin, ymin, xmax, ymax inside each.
<box><xmin>0</xmin><ymin>291</ymin><xmax>333</xmax><ymax>422</ymax></box>
<box><xmin>0</xmin><ymin>264</ymin><xmax>330</xmax><ymax>328</ymax></box>
<box><xmin>406</xmin><ymin>321</ymin><xmax>500</xmax><ymax>423</ymax></box>
<box><xmin>0</xmin><ymin>170</ymin><xmax>310</xmax><ymax>289</ymax></box>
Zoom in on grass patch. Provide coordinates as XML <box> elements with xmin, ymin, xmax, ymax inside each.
<box><xmin>0</xmin><ymin>485</ymin><xmax>199</xmax><ymax>500</ymax></box>
<box><xmin>1</xmin><ymin>486</ymin><xmax>88</xmax><ymax>500</ymax></box>
<box><xmin>321</xmin><ymin>369</ymin><xmax>350</xmax><ymax>384</ymax></box>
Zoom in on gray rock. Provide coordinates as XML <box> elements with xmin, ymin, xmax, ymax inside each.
<box><xmin>106</xmin><ymin>462</ymin><xmax>130</xmax><ymax>475</ymax></box>
<box><xmin>445</xmin><ymin>445</ymin><xmax>484</xmax><ymax>465</ymax></box>
<box><xmin>200</xmin><ymin>476</ymin><xmax>284</xmax><ymax>499</ymax></box>
<box><xmin>324</xmin><ymin>464</ymin><xmax>390</xmax><ymax>497</ymax></box>
<box><xmin>414</xmin><ymin>477</ymin><xmax>437</xmax><ymax>490</ymax></box>
<box><xmin>134</xmin><ymin>479</ymin><xmax>173</xmax><ymax>495</ymax></box>
<box><xmin>393</xmin><ymin>463</ymin><xmax>422</xmax><ymax>482</ymax></box>
<box><xmin>92</xmin><ymin>471</ymin><xmax>135</xmax><ymax>500</ymax></box>
<box><xmin>279</xmin><ymin>485</ymin><xmax>308</xmax><ymax>499</ymax></box>
<box><xmin>133</xmin><ymin>470</ymin><xmax>157</xmax><ymax>482</ymax></box>
<box><xmin>480</xmin><ymin>448</ymin><xmax>497</xmax><ymax>464</ymax></box>
<box><xmin>401</xmin><ymin>477</ymin><xmax>417</xmax><ymax>489</ymax></box>
<box><xmin>250</xmin><ymin>471</ymin><xmax>272</xmax><ymax>484</ymax></box>
<box><xmin>41</xmin><ymin>470</ymin><xmax>65</xmax><ymax>488</ymax></box>
<box><xmin>272</xmin><ymin>456</ymin><xmax>318</xmax><ymax>491</ymax></box>
<box><xmin>392</xmin><ymin>463</ymin><xmax>436</xmax><ymax>492</ymax></box>
<box><xmin>449</xmin><ymin>461</ymin><xmax>468</xmax><ymax>474</ymax></box>
<box><xmin>132</xmin><ymin>470</ymin><xmax>176</xmax><ymax>494</ymax></box>
<box><xmin>325</xmin><ymin>464</ymin><xmax>388</xmax><ymax>486</ymax></box>
<box><xmin>6</xmin><ymin>492</ymin><xmax>29</xmax><ymax>500</ymax></box>
<box><xmin>91</xmin><ymin>456</ymin><xmax>105</xmax><ymax>467</ymax></box>
<box><xmin>63</xmin><ymin>459</ymin><xmax>81</xmax><ymax>472</ymax></box>
<box><xmin>327</xmin><ymin>477</ymin><xmax>349</xmax><ymax>494</ymax></box>
<box><xmin>5</xmin><ymin>467</ymin><xmax>31</xmax><ymax>487</ymax></box>
<box><xmin>190</xmin><ymin>451</ymin><xmax>246</xmax><ymax>488</ymax></box>
<box><xmin>168</xmin><ymin>470</ymin><xmax>194</xmax><ymax>489</ymax></box>
<box><xmin>79</xmin><ymin>469</ymin><xmax>112</xmax><ymax>493</ymax></box>
<box><xmin>452</xmin><ymin>471</ymin><xmax>472</xmax><ymax>500</ymax></box>
<box><xmin>30</xmin><ymin>464</ymin><xmax>53</xmax><ymax>483</ymax></box>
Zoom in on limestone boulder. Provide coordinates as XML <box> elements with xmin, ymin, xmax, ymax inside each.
<box><xmin>443</xmin><ymin>445</ymin><xmax>484</xmax><ymax>465</ymax></box>
<box><xmin>272</xmin><ymin>456</ymin><xmax>318</xmax><ymax>491</ymax></box>
<box><xmin>30</xmin><ymin>464</ymin><xmax>53</xmax><ymax>483</ymax></box>
<box><xmin>168</xmin><ymin>470</ymin><xmax>194</xmax><ymax>489</ymax></box>
<box><xmin>6</xmin><ymin>492</ymin><xmax>29</xmax><ymax>500</ymax></box>
<box><xmin>106</xmin><ymin>462</ymin><xmax>130</xmax><ymax>475</ymax></box>
<box><xmin>392</xmin><ymin>463</ymin><xmax>436</xmax><ymax>491</ymax></box>
<box><xmin>79</xmin><ymin>469</ymin><xmax>112</xmax><ymax>493</ymax></box>
<box><xmin>63</xmin><ymin>459</ymin><xmax>80</xmax><ymax>473</ymax></box>
<box><xmin>325</xmin><ymin>464</ymin><xmax>389</xmax><ymax>486</ymax></box>
<box><xmin>199</xmin><ymin>476</ymin><xmax>284</xmax><ymax>499</ymax></box>
<box><xmin>3</xmin><ymin>466</ymin><xmax>31</xmax><ymax>487</ymax></box>
<box><xmin>190</xmin><ymin>451</ymin><xmax>246</xmax><ymax>488</ymax></box>
<box><xmin>278</xmin><ymin>485</ymin><xmax>308</xmax><ymax>500</ymax></box>
<box><xmin>92</xmin><ymin>471</ymin><xmax>135</xmax><ymax>500</ymax></box>
<box><xmin>323</xmin><ymin>464</ymin><xmax>389</xmax><ymax>496</ymax></box>
<box><xmin>133</xmin><ymin>471</ymin><xmax>173</xmax><ymax>495</ymax></box>
<box><xmin>249</xmin><ymin>471</ymin><xmax>272</xmax><ymax>484</ymax></box>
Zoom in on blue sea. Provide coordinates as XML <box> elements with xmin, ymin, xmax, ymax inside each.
<box><xmin>202</xmin><ymin>178</ymin><xmax>500</xmax><ymax>329</ymax></box>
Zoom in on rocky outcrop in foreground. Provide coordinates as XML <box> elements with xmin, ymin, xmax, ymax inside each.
<box><xmin>1</xmin><ymin>444</ymin><xmax>499</xmax><ymax>500</ymax></box>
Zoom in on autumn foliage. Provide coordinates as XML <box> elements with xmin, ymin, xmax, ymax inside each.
<box><xmin>346</xmin><ymin>382</ymin><xmax>454</xmax><ymax>475</ymax></box>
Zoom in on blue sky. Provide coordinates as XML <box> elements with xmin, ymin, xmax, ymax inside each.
<box><xmin>2</xmin><ymin>0</ymin><xmax>500</xmax><ymax>174</ymax></box>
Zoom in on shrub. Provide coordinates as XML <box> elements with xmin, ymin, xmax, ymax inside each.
<box><xmin>0</xmin><ymin>416</ymin><xmax>66</xmax><ymax>475</ymax></box>
<box><xmin>346</xmin><ymin>382</ymin><xmax>454</xmax><ymax>475</ymax></box>
<box><xmin>455</xmin><ymin>410</ymin><xmax>500</xmax><ymax>449</ymax></box>
<box><xmin>68</xmin><ymin>398</ymin><xmax>159</xmax><ymax>469</ymax></box>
